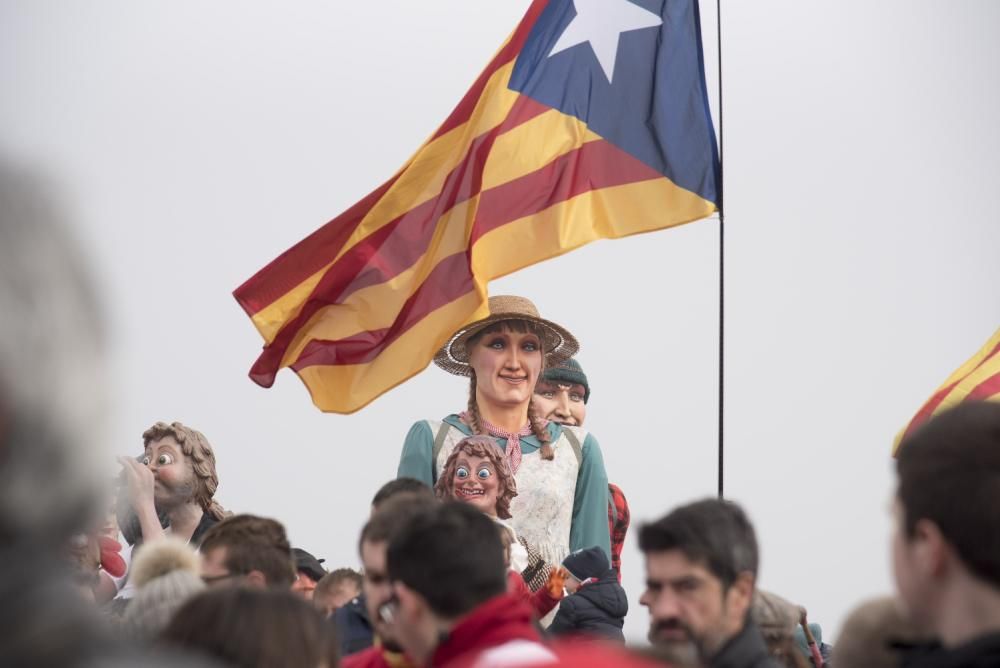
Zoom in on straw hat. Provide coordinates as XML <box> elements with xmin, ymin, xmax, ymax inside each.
<box><xmin>433</xmin><ymin>295</ymin><xmax>579</xmax><ymax>377</ymax></box>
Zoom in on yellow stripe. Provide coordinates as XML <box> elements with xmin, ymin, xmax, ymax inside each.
<box><xmin>934</xmin><ymin>343</ymin><xmax>1000</xmax><ymax>408</ymax></box>
<box><xmin>296</xmin><ymin>291</ymin><xmax>486</xmax><ymax>413</ymax></box>
<box><xmin>251</xmin><ymin>62</ymin><xmax>520</xmax><ymax>344</ymax></box>
<box><xmin>276</xmin><ymin>170</ymin><xmax>712</xmax><ymax>367</ymax></box>
<box><xmin>275</xmin><ymin>194</ymin><xmax>480</xmax><ymax>368</ymax></box>
<box><xmin>481</xmin><ymin>108</ymin><xmax>601</xmax><ymax>191</ymax></box>
<box><xmin>933</xmin><ymin>328</ymin><xmax>1000</xmax><ymax>391</ymax></box>
<box><xmin>893</xmin><ymin>327</ymin><xmax>1000</xmax><ymax>454</ymax></box>
<box><xmin>470</xmin><ymin>177</ymin><xmax>716</xmax><ymax>281</ymax></box>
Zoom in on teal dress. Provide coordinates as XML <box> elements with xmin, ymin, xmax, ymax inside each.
<box><xmin>398</xmin><ymin>415</ymin><xmax>611</xmax><ymax>562</ymax></box>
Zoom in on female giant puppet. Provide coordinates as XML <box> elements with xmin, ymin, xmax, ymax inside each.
<box><xmin>397</xmin><ymin>296</ymin><xmax>610</xmax><ymax>565</ymax></box>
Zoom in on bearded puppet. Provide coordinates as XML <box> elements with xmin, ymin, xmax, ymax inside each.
<box><xmin>118</xmin><ymin>421</ymin><xmax>226</xmax><ymax>546</ymax></box>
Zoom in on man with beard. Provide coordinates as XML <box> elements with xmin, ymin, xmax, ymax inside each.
<box><xmin>639</xmin><ymin>499</ymin><xmax>777</xmax><ymax>668</ymax></box>
<box><xmin>118</xmin><ymin>421</ymin><xmax>227</xmax><ymax>549</ymax></box>
<box><xmin>341</xmin><ymin>494</ymin><xmax>437</xmax><ymax>668</ymax></box>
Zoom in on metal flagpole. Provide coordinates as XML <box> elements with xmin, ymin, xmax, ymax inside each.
<box><xmin>715</xmin><ymin>0</ymin><xmax>725</xmax><ymax>499</ymax></box>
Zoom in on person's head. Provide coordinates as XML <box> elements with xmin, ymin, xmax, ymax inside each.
<box><xmin>434</xmin><ymin>436</ymin><xmax>517</xmax><ymax>519</ymax></box>
<box><xmin>357</xmin><ymin>494</ymin><xmax>439</xmax><ymax>650</ymax></box>
<box><xmin>140</xmin><ymin>421</ymin><xmax>225</xmax><ymax>520</ymax></box>
<box><xmin>198</xmin><ymin>514</ymin><xmax>295</xmax><ymax>589</ymax></box>
<box><xmin>833</xmin><ymin>596</ymin><xmax>933</xmax><ymax>668</ymax></box>
<box><xmin>0</xmin><ymin>167</ymin><xmax>108</xmax><ymax>547</ymax></box>
<box><xmin>639</xmin><ymin>498</ymin><xmax>759</xmax><ymax>662</ymax></box>
<box><xmin>562</xmin><ymin>546</ymin><xmax>610</xmax><ymax>594</ymax></box>
<box><xmin>370</xmin><ymin>477</ymin><xmax>433</xmax><ymax>515</ymax></box>
<box><xmin>125</xmin><ymin>537</ymin><xmax>205</xmax><ymax>641</ymax></box>
<box><xmin>433</xmin><ymin>296</ymin><xmax>579</xmax><ymax>461</ymax></box>
<box><xmin>291</xmin><ymin>548</ymin><xmax>327</xmax><ymax>600</ymax></box>
<box><xmin>892</xmin><ymin>401</ymin><xmax>1000</xmax><ymax>637</ymax></box>
<box><xmin>385</xmin><ymin>501</ymin><xmax>508</xmax><ymax>664</ymax></box>
<box><xmin>534</xmin><ymin>358</ymin><xmax>590</xmax><ymax>427</ymax></box>
<box><xmin>161</xmin><ymin>586</ymin><xmax>338</xmax><ymax>668</ymax></box>
<box><xmin>314</xmin><ymin>568</ymin><xmax>363</xmax><ymax>617</ymax></box>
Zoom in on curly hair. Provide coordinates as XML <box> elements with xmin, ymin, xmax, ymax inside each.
<box><xmin>143</xmin><ymin>421</ymin><xmax>226</xmax><ymax>521</ymax></box>
<box><xmin>434</xmin><ymin>436</ymin><xmax>518</xmax><ymax>520</ymax></box>
<box><xmin>464</xmin><ymin>320</ymin><xmax>553</xmax><ymax>460</ymax></box>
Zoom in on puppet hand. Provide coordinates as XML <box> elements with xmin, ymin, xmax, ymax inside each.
<box><xmin>118</xmin><ymin>456</ymin><xmax>155</xmax><ymax>511</ymax></box>
<box><xmin>546</xmin><ymin>567</ymin><xmax>568</xmax><ymax>599</ymax></box>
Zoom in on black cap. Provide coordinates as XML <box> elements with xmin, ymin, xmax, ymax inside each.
<box><xmin>562</xmin><ymin>546</ymin><xmax>609</xmax><ymax>581</ymax></box>
<box><xmin>292</xmin><ymin>547</ymin><xmax>327</xmax><ymax>581</ymax></box>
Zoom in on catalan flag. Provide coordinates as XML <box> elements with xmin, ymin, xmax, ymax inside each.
<box><xmin>894</xmin><ymin>327</ymin><xmax>1000</xmax><ymax>455</ymax></box>
<box><xmin>234</xmin><ymin>0</ymin><xmax>720</xmax><ymax>413</ymax></box>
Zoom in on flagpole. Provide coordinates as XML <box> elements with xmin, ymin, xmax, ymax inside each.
<box><xmin>715</xmin><ymin>0</ymin><xmax>725</xmax><ymax>500</ymax></box>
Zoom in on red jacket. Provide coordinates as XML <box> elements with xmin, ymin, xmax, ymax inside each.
<box><xmin>428</xmin><ymin>594</ymin><xmax>554</xmax><ymax>668</ymax></box>
<box><xmin>507</xmin><ymin>570</ymin><xmax>561</xmax><ymax>619</ymax></box>
<box><xmin>342</xmin><ymin>645</ymin><xmax>414</xmax><ymax>668</ymax></box>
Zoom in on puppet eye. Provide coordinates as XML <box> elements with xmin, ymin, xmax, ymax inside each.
<box><xmin>456</xmin><ymin>466</ymin><xmax>470</xmax><ymax>480</ymax></box>
<box><xmin>477</xmin><ymin>467</ymin><xmax>492</xmax><ymax>480</ymax></box>
<box><xmin>141</xmin><ymin>456</ymin><xmax>151</xmax><ymax>466</ymax></box>
<box><xmin>157</xmin><ymin>453</ymin><xmax>174</xmax><ymax>466</ymax></box>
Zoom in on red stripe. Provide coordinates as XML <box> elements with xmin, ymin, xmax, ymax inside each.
<box><xmin>471</xmin><ymin>138</ymin><xmax>663</xmax><ymax>243</ymax></box>
<box><xmin>901</xmin><ymin>341</ymin><xmax>1000</xmax><ymax>442</ymax></box>
<box><xmin>277</xmin><ymin>140</ymin><xmax>668</xmax><ymax>378</ymax></box>
<box><xmin>234</xmin><ymin>175</ymin><xmax>399</xmax><ymax>316</ymax></box>
<box><xmin>234</xmin><ymin>0</ymin><xmax>548</xmax><ymax>316</ymax></box>
<box><xmin>430</xmin><ymin>0</ymin><xmax>548</xmax><ymax>141</ymax></box>
<box><xmin>247</xmin><ymin>96</ymin><xmax>549</xmax><ymax>386</ymax></box>
<box><xmin>967</xmin><ymin>369</ymin><xmax>1000</xmax><ymax>401</ymax></box>
<box><xmin>286</xmin><ymin>252</ymin><xmax>474</xmax><ymax>374</ymax></box>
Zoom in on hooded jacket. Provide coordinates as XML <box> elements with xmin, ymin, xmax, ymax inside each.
<box><xmin>547</xmin><ymin>568</ymin><xmax>628</xmax><ymax>642</ymax></box>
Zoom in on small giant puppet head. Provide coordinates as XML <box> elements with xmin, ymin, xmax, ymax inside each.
<box><xmin>434</xmin><ymin>436</ymin><xmax>517</xmax><ymax>520</ymax></box>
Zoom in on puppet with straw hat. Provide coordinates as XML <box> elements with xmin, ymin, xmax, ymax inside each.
<box><xmin>397</xmin><ymin>295</ymin><xmax>610</xmax><ymax>570</ymax></box>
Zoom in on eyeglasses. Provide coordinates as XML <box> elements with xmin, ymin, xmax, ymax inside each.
<box><xmin>201</xmin><ymin>572</ymin><xmax>242</xmax><ymax>586</ymax></box>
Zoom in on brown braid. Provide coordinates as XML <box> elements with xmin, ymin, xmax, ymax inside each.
<box><xmin>465</xmin><ymin>374</ymin><xmax>485</xmax><ymax>435</ymax></box>
<box><xmin>527</xmin><ymin>399</ymin><xmax>554</xmax><ymax>460</ymax></box>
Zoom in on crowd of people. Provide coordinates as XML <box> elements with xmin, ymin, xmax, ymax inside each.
<box><xmin>4</xmin><ymin>174</ymin><xmax>1000</xmax><ymax>668</ymax></box>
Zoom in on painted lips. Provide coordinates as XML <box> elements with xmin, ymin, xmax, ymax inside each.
<box><xmin>456</xmin><ymin>488</ymin><xmax>485</xmax><ymax>498</ymax></box>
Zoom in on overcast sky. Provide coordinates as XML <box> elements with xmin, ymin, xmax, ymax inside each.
<box><xmin>2</xmin><ymin>0</ymin><xmax>999</xmax><ymax>642</ymax></box>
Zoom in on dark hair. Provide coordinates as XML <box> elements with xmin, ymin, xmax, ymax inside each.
<box><xmin>358</xmin><ymin>494</ymin><xmax>438</xmax><ymax>555</ymax></box>
<box><xmin>199</xmin><ymin>514</ymin><xmax>296</xmax><ymax>588</ymax></box>
<box><xmin>371</xmin><ymin>477</ymin><xmax>433</xmax><ymax>510</ymax></box>
<box><xmin>896</xmin><ymin>401</ymin><xmax>1000</xmax><ymax>587</ymax></box>
<box><xmin>386</xmin><ymin>501</ymin><xmax>506</xmax><ymax>618</ymax></box>
<box><xmin>639</xmin><ymin>498</ymin><xmax>759</xmax><ymax>590</ymax></box>
<box><xmin>161</xmin><ymin>587</ymin><xmax>338</xmax><ymax>668</ymax></box>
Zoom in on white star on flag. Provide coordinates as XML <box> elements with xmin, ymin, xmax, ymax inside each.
<box><xmin>548</xmin><ymin>0</ymin><xmax>663</xmax><ymax>83</ymax></box>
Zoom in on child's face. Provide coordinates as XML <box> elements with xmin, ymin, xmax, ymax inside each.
<box><xmin>451</xmin><ymin>454</ymin><xmax>500</xmax><ymax>516</ymax></box>
<box><xmin>564</xmin><ymin>574</ymin><xmax>582</xmax><ymax>594</ymax></box>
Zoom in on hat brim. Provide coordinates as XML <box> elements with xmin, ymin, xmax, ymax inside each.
<box><xmin>433</xmin><ymin>313</ymin><xmax>579</xmax><ymax>377</ymax></box>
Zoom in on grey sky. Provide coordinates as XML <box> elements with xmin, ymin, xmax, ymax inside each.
<box><xmin>2</xmin><ymin>0</ymin><xmax>999</xmax><ymax>642</ymax></box>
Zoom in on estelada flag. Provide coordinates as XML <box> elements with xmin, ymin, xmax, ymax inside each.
<box><xmin>894</xmin><ymin>327</ymin><xmax>1000</xmax><ymax>455</ymax></box>
<box><xmin>234</xmin><ymin>0</ymin><xmax>720</xmax><ymax>413</ymax></box>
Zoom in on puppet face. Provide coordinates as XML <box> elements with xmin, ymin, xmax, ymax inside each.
<box><xmin>451</xmin><ymin>453</ymin><xmax>500</xmax><ymax>517</ymax></box>
<box><xmin>533</xmin><ymin>380</ymin><xmax>588</xmax><ymax>426</ymax></box>
<box><xmin>143</xmin><ymin>435</ymin><xmax>197</xmax><ymax>510</ymax></box>
<box><xmin>468</xmin><ymin>325</ymin><xmax>543</xmax><ymax>410</ymax></box>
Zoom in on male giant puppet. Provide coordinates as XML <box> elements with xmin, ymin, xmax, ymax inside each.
<box><xmin>118</xmin><ymin>421</ymin><xmax>227</xmax><ymax>549</ymax></box>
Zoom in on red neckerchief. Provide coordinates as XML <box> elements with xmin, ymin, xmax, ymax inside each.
<box><xmin>461</xmin><ymin>413</ymin><xmax>532</xmax><ymax>474</ymax></box>
<box><xmin>428</xmin><ymin>594</ymin><xmax>541</xmax><ymax>668</ymax></box>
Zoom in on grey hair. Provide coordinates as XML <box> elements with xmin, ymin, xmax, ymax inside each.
<box><xmin>0</xmin><ymin>164</ymin><xmax>108</xmax><ymax>543</ymax></box>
